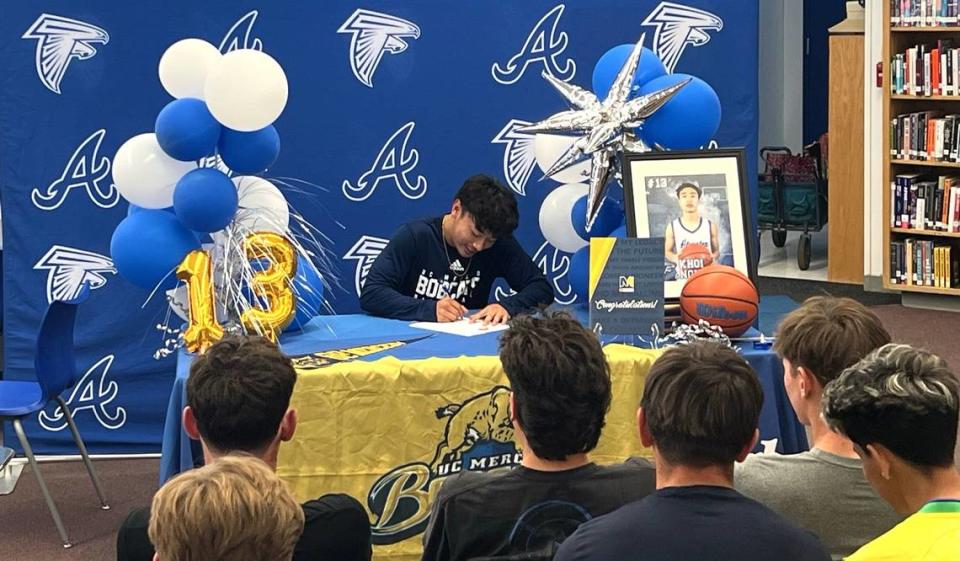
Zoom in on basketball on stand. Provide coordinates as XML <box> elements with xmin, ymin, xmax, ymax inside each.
<box><xmin>680</xmin><ymin>265</ymin><xmax>759</xmax><ymax>337</ymax></box>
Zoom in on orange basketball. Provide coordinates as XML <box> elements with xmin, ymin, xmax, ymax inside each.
<box><xmin>680</xmin><ymin>265</ymin><xmax>759</xmax><ymax>337</ymax></box>
<box><xmin>678</xmin><ymin>243</ymin><xmax>714</xmax><ymax>277</ymax></box>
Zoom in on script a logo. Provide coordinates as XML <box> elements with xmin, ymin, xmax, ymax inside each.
<box><xmin>39</xmin><ymin>355</ymin><xmax>126</xmax><ymax>431</ymax></box>
<box><xmin>22</xmin><ymin>13</ymin><xmax>109</xmax><ymax>94</ymax></box>
<box><xmin>492</xmin><ymin>4</ymin><xmax>575</xmax><ymax>85</ymax></box>
<box><xmin>31</xmin><ymin>129</ymin><xmax>119</xmax><ymax>211</ymax></box>
<box><xmin>338</xmin><ymin>9</ymin><xmax>420</xmax><ymax>88</ymax></box>
<box><xmin>642</xmin><ymin>2</ymin><xmax>723</xmax><ymax>73</ymax></box>
<box><xmin>343</xmin><ymin>235</ymin><xmax>390</xmax><ymax>297</ymax></box>
<box><xmin>619</xmin><ymin>275</ymin><xmax>635</xmax><ymax>293</ymax></box>
<box><xmin>34</xmin><ymin>245</ymin><xmax>115</xmax><ymax>303</ymax></box>
<box><xmin>219</xmin><ymin>10</ymin><xmax>263</xmax><ymax>53</ymax></box>
<box><xmin>368</xmin><ymin>386</ymin><xmax>519</xmax><ymax>544</ymax></box>
<box><xmin>493</xmin><ymin>241</ymin><xmax>576</xmax><ymax>305</ymax></box>
<box><xmin>342</xmin><ymin>122</ymin><xmax>427</xmax><ymax>201</ymax></box>
<box><xmin>491</xmin><ymin>119</ymin><xmax>537</xmax><ymax>196</ymax></box>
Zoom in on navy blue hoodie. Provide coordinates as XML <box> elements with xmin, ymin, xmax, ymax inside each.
<box><xmin>360</xmin><ymin>217</ymin><xmax>554</xmax><ymax>321</ymax></box>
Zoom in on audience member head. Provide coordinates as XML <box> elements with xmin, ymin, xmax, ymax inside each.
<box><xmin>450</xmin><ymin>174</ymin><xmax>519</xmax><ymax>247</ymax></box>
<box><xmin>774</xmin><ymin>296</ymin><xmax>891</xmax><ymax>425</ymax></box>
<box><xmin>639</xmin><ymin>341</ymin><xmax>762</xmax><ymax>472</ymax></box>
<box><xmin>149</xmin><ymin>454</ymin><xmax>304</xmax><ymax>561</ymax></box>
<box><xmin>499</xmin><ymin>312</ymin><xmax>612</xmax><ymax>462</ymax></box>
<box><xmin>823</xmin><ymin>344</ymin><xmax>960</xmax><ymax>514</ymax></box>
<box><xmin>184</xmin><ymin>336</ymin><xmax>298</xmax><ymax>461</ymax></box>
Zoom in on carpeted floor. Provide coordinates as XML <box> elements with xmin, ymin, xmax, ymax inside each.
<box><xmin>2</xmin><ymin>280</ymin><xmax>958</xmax><ymax>560</ymax></box>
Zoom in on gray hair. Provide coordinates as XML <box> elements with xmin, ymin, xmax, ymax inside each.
<box><xmin>822</xmin><ymin>343</ymin><xmax>959</xmax><ymax>467</ymax></box>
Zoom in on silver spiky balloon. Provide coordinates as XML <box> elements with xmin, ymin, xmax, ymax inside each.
<box><xmin>520</xmin><ymin>35</ymin><xmax>689</xmax><ymax>230</ymax></box>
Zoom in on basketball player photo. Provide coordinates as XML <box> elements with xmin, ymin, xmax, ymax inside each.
<box><xmin>620</xmin><ymin>150</ymin><xmax>755</xmax><ymax>300</ymax></box>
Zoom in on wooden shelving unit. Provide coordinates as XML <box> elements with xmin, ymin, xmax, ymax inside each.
<box><xmin>883</xmin><ymin>5</ymin><xmax>960</xmax><ymax>296</ymax></box>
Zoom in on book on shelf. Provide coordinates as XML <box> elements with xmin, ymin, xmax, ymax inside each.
<box><xmin>891</xmin><ymin>40</ymin><xmax>960</xmax><ymax>96</ymax></box>
<box><xmin>888</xmin><ymin>111</ymin><xmax>960</xmax><ymax>162</ymax></box>
<box><xmin>889</xmin><ymin>238</ymin><xmax>958</xmax><ymax>288</ymax></box>
<box><xmin>890</xmin><ymin>173</ymin><xmax>960</xmax><ymax>231</ymax></box>
<box><xmin>892</xmin><ymin>0</ymin><xmax>960</xmax><ymax>26</ymax></box>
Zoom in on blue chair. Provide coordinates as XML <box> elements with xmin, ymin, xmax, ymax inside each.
<box><xmin>0</xmin><ymin>289</ymin><xmax>109</xmax><ymax>547</ymax></box>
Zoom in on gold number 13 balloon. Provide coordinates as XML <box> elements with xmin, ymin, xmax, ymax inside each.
<box><xmin>177</xmin><ymin>232</ymin><xmax>298</xmax><ymax>352</ymax></box>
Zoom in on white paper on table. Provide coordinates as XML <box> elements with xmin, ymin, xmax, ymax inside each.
<box><xmin>409</xmin><ymin>318</ymin><xmax>509</xmax><ymax>337</ymax></box>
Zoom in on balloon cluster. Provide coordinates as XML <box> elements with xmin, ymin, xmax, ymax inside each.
<box><xmin>109</xmin><ymin>39</ymin><xmax>326</xmax><ymax>352</ymax></box>
<box><xmin>535</xmin><ymin>37</ymin><xmax>721</xmax><ymax>302</ymax></box>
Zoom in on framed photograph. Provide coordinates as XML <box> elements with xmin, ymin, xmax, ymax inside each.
<box><xmin>621</xmin><ymin>149</ymin><xmax>755</xmax><ymax>300</ymax></box>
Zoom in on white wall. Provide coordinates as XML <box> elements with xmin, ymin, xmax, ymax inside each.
<box><xmin>758</xmin><ymin>0</ymin><xmax>804</xmax><ymax>163</ymax></box>
<box><xmin>864</xmin><ymin>1</ymin><xmax>884</xmax><ymax>280</ymax></box>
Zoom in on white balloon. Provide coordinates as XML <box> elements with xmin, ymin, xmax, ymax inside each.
<box><xmin>159</xmin><ymin>39</ymin><xmax>222</xmax><ymax>99</ymax></box>
<box><xmin>166</xmin><ymin>286</ymin><xmax>190</xmax><ymax>322</ymax></box>
<box><xmin>113</xmin><ymin>133</ymin><xmax>197</xmax><ymax>208</ymax></box>
<box><xmin>204</xmin><ymin>49</ymin><xmax>288</xmax><ymax>131</ymax></box>
<box><xmin>534</xmin><ymin>134</ymin><xmax>592</xmax><ymax>184</ymax></box>
<box><xmin>539</xmin><ymin>183</ymin><xmax>589</xmax><ymax>253</ymax></box>
<box><xmin>232</xmin><ymin>176</ymin><xmax>290</xmax><ymax>233</ymax></box>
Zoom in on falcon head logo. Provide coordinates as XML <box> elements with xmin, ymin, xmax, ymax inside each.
<box><xmin>338</xmin><ymin>9</ymin><xmax>420</xmax><ymax>88</ymax></box>
<box><xmin>22</xmin><ymin>13</ymin><xmax>109</xmax><ymax>94</ymax></box>
<box><xmin>642</xmin><ymin>2</ymin><xmax>723</xmax><ymax>73</ymax></box>
<box><xmin>34</xmin><ymin>245</ymin><xmax>115</xmax><ymax>303</ymax></box>
<box><xmin>343</xmin><ymin>235</ymin><xmax>390</xmax><ymax>296</ymax></box>
<box><xmin>219</xmin><ymin>10</ymin><xmax>263</xmax><ymax>53</ymax></box>
<box><xmin>491</xmin><ymin>119</ymin><xmax>537</xmax><ymax>197</ymax></box>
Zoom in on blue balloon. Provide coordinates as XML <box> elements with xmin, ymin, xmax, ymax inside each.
<box><xmin>285</xmin><ymin>255</ymin><xmax>326</xmax><ymax>332</ymax></box>
<box><xmin>592</xmin><ymin>45</ymin><xmax>666</xmax><ymax>100</ymax></box>
<box><xmin>110</xmin><ymin>210</ymin><xmax>200</xmax><ymax>291</ymax></box>
<box><xmin>609</xmin><ymin>225</ymin><xmax>628</xmax><ymax>239</ymax></box>
<box><xmin>218</xmin><ymin>125</ymin><xmax>281</xmax><ymax>174</ymax></box>
<box><xmin>155</xmin><ymin>98</ymin><xmax>221</xmax><ymax>161</ymax></box>
<box><xmin>173</xmin><ymin>168</ymin><xmax>238</xmax><ymax>233</ymax></box>
<box><xmin>128</xmin><ymin>204</ymin><xmax>174</xmax><ymax>216</ymax></box>
<box><xmin>637</xmin><ymin>74</ymin><xmax>721</xmax><ymax>150</ymax></box>
<box><xmin>571</xmin><ymin>196</ymin><xmax>623</xmax><ymax>239</ymax></box>
<box><xmin>569</xmin><ymin>245</ymin><xmax>590</xmax><ymax>302</ymax></box>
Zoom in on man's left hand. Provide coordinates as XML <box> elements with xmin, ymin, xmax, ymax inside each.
<box><xmin>469</xmin><ymin>304</ymin><xmax>510</xmax><ymax>326</ymax></box>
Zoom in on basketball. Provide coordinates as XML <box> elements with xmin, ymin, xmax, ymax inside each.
<box><xmin>680</xmin><ymin>265</ymin><xmax>759</xmax><ymax>337</ymax></box>
<box><xmin>677</xmin><ymin>243</ymin><xmax>713</xmax><ymax>278</ymax></box>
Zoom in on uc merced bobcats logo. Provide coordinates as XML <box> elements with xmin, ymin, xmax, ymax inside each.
<box><xmin>491</xmin><ymin>4</ymin><xmax>574</xmax><ymax>85</ymax></box>
<box><xmin>642</xmin><ymin>2</ymin><xmax>723</xmax><ymax>73</ymax></box>
<box><xmin>491</xmin><ymin>119</ymin><xmax>537</xmax><ymax>197</ymax></box>
<box><xmin>34</xmin><ymin>245</ymin><xmax>115</xmax><ymax>303</ymax></box>
<box><xmin>495</xmin><ymin>241</ymin><xmax>576</xmax><ymax>305</ymax></box>
<box><xmin>368</xmin><ymin>386</ymin><xmax>520</xmax><ymax>544</ymax></box>
<box><xmin>338</xmin><ymin>9</ymin><xmax>420</xmax><ymax>88</ymax></box>
<box><xmin>39</xmin><ymin>355</ymin><xmax>126</xmax><ymax>431</ymax></box>
<box><xmin>343</xmin><ymin>235</ymin><xmax>390</xmax><ymax>296</ymax></box>
<box><xmin>22</xmin><ymin>13</ymin><xmax>109</xmax><ymax>94</ymax></box>
<box><xmin>342</xmin><ymin>122</ymin><xmax>427</xmax><ymax>201</ymax></box>
<box><xmin>31</xmin><ymin>129</ymin><xmax>119</xmax><ymax>210</ymax></box>
<box><xmin>219</xmin><ymin>10</ymin><xmax>263</xmax><ymax>53</ymax></box>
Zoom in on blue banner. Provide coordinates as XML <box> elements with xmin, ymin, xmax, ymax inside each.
<box><xmin>0</xmin><ymin>0</ymin><xmax>757</xmax><ymax>452</ymax></box>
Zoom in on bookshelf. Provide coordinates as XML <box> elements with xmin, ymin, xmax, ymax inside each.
<box><xmin>883</xmin><ymin>1</ymin><xmax>960</xmax><ymax>295</ymax></box>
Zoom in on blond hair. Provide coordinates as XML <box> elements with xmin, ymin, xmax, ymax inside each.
<box><xmin>148</xmin><ymin>454</ymin><xmax>304</xmax><ymax>561</ymax></box>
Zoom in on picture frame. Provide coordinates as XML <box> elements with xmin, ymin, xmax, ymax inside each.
<box><xmin>620</xmin><ymin>148</ymin><xmax>756</xmax><ymax>300</ymax></box>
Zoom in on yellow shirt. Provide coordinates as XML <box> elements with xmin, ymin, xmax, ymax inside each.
<box><xmin>846</xmin><ymin>510</ymin><xmax>960</xmax><ymax>561</ymax></box>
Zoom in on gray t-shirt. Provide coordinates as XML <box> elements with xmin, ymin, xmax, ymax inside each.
<box><xmin>734</xmin><ymin>448</ymin><xmax>903</xmax><ymax>560</ymax></box>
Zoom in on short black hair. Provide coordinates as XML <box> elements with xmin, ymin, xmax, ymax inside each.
<box><xmin>187</xmin><ymin>336</ymin><xmax>297</xmax><ymax>452</ymax></box>
<box><xmin>499</xmin><ymin>312</ymin><xmax>611</xmax><ymax>461</ymax></box>
<box><xmin>675</xmin><ymin>182</ymin><xmax>701</xmax><ymax>198</ymax></box>
<box><xmin>455</xmin><ymin>174</ymin><xmax>519</xmax><ymax>239</ymax></box>
<box><xmin>642</xmin><ymin>341</ymin><xmax>762</xmax><ymax>467</ymax></box>
<box><xmin>823</xmin><ymin>344</ymin><xmax>960</xmax><ymax>468</ymax></box>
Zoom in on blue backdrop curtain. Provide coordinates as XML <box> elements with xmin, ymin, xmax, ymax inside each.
<box><xmin>0</xmin><ymin>0</ymin><xmax>758</xmax><ymax>453</ymax></box>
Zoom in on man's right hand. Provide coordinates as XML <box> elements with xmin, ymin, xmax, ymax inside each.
<box><xmin>436</xmin><ymin>297</ymin><xmax>468</xmax><ymax>322</ymax></box>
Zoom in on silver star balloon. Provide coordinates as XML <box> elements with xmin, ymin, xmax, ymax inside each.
<box><xmin>521</xmin><ymin>36</ymin><xmax>689</xmax><ymax>230</ymax></box>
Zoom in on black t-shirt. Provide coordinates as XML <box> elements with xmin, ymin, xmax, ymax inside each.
<box><xmin>359</xmin><ymin>216</ymin><xmax>554</xmax><ymax>321</ymax></box>
<box><xmin>421</xmin><ymin>459</ymin><xmax>657</xmax><ymax>561</ymax></box>
<box><xmin>116</xmin><ymin>493</ymin><xmax>372</xmax><ymax>561</ymax></box>
<box><xmin>553</xmin><ymin>485</ymin><xmax>831</xmax><ymax>561</ymax></box>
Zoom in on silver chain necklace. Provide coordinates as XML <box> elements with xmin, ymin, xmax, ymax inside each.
<box><xmin>441</xmin><ymin>216</ymin><xmax>473</xmax><ymax>279</ymax></box>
